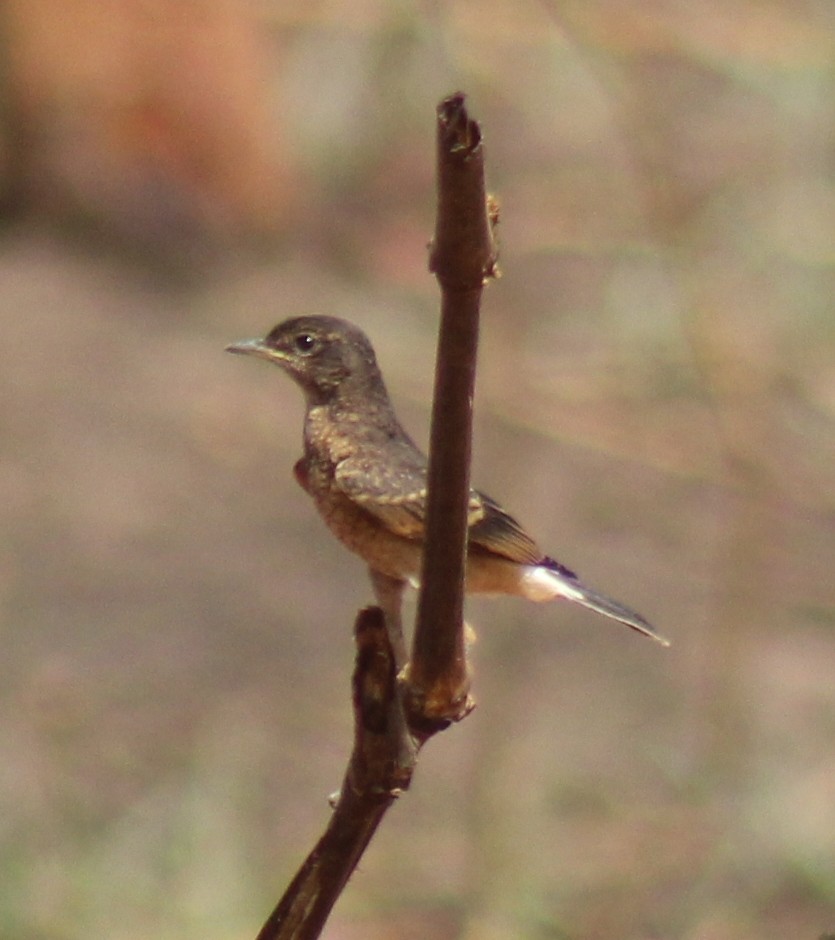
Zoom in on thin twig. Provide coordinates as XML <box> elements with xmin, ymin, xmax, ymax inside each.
<box><xmin>407</xmin><ymin>92</ymin><xmax>498</xmax><ymax>722</ymax></box>
<box><xmin>254</xmin><ymin>609</ymin><xmax>414</xmax><ymax>940</ymax></box>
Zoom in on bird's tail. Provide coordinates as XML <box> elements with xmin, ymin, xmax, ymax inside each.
<box><xmin>564</xmin><ymin>580</ymin><xmax>669</xmax><ymax>646</ymax></box>
<box><xmin>522</xmin><ymin>559</ymin><xmax>670</xmax><ymax>646</ymax></box>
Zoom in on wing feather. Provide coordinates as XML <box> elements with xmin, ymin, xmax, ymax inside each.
<box><xmin>468</xmin><ymin>492</ymin><xmax>542</xmax><ymax>565</ymax></box>
<box><xmin>335</xmin><ymin>453</ymin><xmax>540</xmax><ymax>564</ymax></box>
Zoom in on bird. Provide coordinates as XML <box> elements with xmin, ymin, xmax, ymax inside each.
<box><xmin>226</xmin><ymin>315</ymin><xmax>669</xmax><ymax>659</ymax></box>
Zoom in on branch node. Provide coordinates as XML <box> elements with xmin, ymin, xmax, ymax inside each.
<box><xmin>428</xmin><ymin>92</ymin><xmax>499</xmax><ymax>290</ymax></box>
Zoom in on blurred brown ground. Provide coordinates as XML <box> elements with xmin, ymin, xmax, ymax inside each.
<box><xmin>1</xmin><ymin>2</ymin><xmax>834</xmax><ymax>939</ymax></box>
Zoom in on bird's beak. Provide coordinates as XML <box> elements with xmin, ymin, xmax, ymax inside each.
<box><xmin>225</xmin><ymin>338</ymin><xmax>283</xmax><ymax>364</ymax></box>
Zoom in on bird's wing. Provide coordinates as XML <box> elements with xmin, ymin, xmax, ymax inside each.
<box><xmin>468</xmin><ymin>492</ymin><xmax>543</xmax><ymax>565</ymax></box>
<box><xmin>335</xmin><ymin>451</ymin><xmax>542</xmax><ymax>564</ymax></box>
<box><xmin>334</xmin><ymin>450</ymin><xmax>483</xmax><ymax>540</ymax></box>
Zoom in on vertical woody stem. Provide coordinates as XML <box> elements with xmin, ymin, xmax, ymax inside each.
<box><xmin>407</xmin><ymin>93</ymin><xmax>498</xmax><ymax>720</ymax></box>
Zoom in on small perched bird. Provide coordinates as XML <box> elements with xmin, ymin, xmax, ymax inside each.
<box><xmin>227</xmin><ymin>316</ymin><xmax>668</xmax><ymax>654</ymax></box>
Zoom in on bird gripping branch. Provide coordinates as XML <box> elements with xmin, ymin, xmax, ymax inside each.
<box><xmin>227</xmin><ymin>315</ymin><xmax>669</xmax><ymax>650</ymax></box>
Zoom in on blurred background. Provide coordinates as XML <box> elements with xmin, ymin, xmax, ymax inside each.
<box><xmin>1</xmin><ymin>2</ymin><xmax>834</xmax><ymax>938</ymax></box>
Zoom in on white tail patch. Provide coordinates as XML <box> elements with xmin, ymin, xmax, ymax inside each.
<box><xmin>520</xmin><ymin>564</ymin><xmax>584</xmax><ymax>603</ymax></box>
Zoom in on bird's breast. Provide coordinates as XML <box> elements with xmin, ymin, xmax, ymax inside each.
<box><xmin>311</xmin><ymin>481</ymin><xmax>423</xmax><ymax>583</ymax></box>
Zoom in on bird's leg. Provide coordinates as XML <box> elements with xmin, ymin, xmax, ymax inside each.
<box><xmin>368</xmin><ymin>568</ymin><xmax>408</xmax><ymax>671</ymax></box>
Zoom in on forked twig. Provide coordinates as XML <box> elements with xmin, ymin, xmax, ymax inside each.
<box><xmin>254</xmin><ymin>92</ymin><xmax>497</xmax><ymax>940</ymax></box>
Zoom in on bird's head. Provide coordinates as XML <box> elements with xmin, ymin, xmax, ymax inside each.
<box><xmin>226</xmin><ymin>315</ymin><xmax>385</xmax><ymax>405</ymax></box>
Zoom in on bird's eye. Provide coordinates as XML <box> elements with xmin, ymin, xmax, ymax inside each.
<box><xmin>294</xmin><ymin>333</ymin><xmax>317</xmax><ymax>354</ymax></box>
